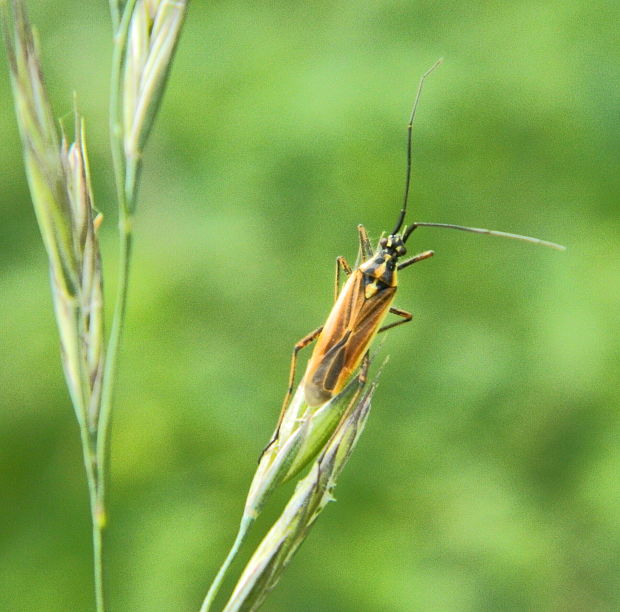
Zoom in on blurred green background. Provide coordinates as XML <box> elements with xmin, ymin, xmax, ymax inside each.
<box><xmin>1</xmin><ymin>2</ymin><xmax>618</xmax><ymax>610</ymax></box>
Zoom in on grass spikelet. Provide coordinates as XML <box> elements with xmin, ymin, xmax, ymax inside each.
<box><xmin>246</xmin><ymin>375</ymin><xmax>364</xmax><ymax>518</ymax></box>
<box><xmin>61</xmin><ymin>113</ymin><xmax>105</xmax><ymax>426</ymax></box>
<box><xmin>123</xmin><ymin>0</ymin><xmax>187</xmax><ymax>164</ymax></box>
<box><xmin>2</xmin><ymin>0</ymin><xmax>78</xmax><ymax>300</ymax></box>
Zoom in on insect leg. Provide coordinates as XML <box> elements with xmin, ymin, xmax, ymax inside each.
<box><xmin>356</xmin><ymin>224</ymin><xmax>373</xmax><ymax>261</ymax></box>
<box><xmin>278</xmin><ymin>326</ymin><xmax>324</xmax><ymax>425</ymax></box>
<box><xmin>378</xmin><ymin>306</ymin><xmax>413</xmax><ymax>333</ymax></box>
<box><xmin>335</xmin><ymin>225</ymin><xmax>373</xmax><ymax>300</ymax></box>
<box><xmin>335</xmin><ymin>256</ymin><xmax>353</xmax><ymax>301</ymax></box>
<box><xmin>261</xmin><ymin>326</ymin><xmax>325</xmax><ymax>459</ymax></box>
<box><xmin>397</xmin><ymin>249</ymin><xmax>434</xmax><ymax>270</ymax></box>
<box><xmin>335</xmin><ymin>225</ymin><xmax>374</xmax><ymax>300</ymax></box>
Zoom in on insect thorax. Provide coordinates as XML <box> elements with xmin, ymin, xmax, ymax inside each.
<box><xmin>357</xmin><ymin>233</ymin><xmax>407</xmax><ymax>298</ymax></box>
<box><xmin>359</xmin><ymin>253</ymin><xmax>398</xmax><ymax>298</ymax></box>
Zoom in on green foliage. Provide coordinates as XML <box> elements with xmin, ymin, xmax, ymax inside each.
<box><xmin>1</xmin><ymin>1</ymin><xmax>618</xmax><ymax>611</ymax></box>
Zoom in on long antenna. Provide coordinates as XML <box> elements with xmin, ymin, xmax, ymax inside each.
<box><xmin>403</xmin><ymin>221</ymin><xmax>566</xmax><ymax>251</ymax></box>
<box><xmin>391</xmin><ymin>58</ymin><xmax>443</xmax><ymax>236</ymax></box>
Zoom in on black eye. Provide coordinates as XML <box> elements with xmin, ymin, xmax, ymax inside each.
<box><xmin>379</xmin><ymin>237</ymin><xmax>388</xmax><ymax>248</ymax></box>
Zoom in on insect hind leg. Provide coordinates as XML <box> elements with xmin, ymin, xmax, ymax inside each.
<box><xmin>378</xmin><ymin>306</ymin><xmax>412</xmax><ymax>333</ymax></box>
<box><xmin>263</xmin><ymin>325</ymin><xmax>324</xmax><ymax>456</ymax></box>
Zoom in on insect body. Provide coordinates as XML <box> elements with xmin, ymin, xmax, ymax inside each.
<box><xmin>302</xmin><ymin>232</ymin><xmax>432</xmax><ymax>406</ymax></box>
<box><xmin>279</xmin><ymin>59</ymin><xmax>564</xmax><ymax>416</ymax></box>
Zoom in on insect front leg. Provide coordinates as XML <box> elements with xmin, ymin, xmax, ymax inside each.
<box><xmin>356</xmin><ymin>224</ymin><xmax>374</xmax><ymax>261</ymax></box>
<box><xmin>377</xmin><ymin>250</ymin><xmax>432</xmax><ymax>332</ymax></box>
<box><xmin>335</xmin><ymin>225</ymin><xmax>373</xmax><ymax>300</ymax></box>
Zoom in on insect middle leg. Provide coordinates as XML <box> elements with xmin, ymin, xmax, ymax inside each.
<box><xmin>378</xmin><ymin>250</ymin><xmax>434</xmax><ymax>332</ymax></box>
<box><xmin>262</xmin><ymin>325</ymin><xmax>324</xmax><ymax>458</ymax></box>
<box><xmin>279</xmin><ymin>250</ymin><xmax>355</xmax><ymax>433</ymax></box>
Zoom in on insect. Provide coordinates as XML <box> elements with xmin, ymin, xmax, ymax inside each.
<box><xmin>280</xmin><ymin>59</ymin><xmax>565</xmax><ymax>416</ymax></box>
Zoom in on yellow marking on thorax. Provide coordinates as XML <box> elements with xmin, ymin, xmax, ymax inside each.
<box><xmin>373</xmin><ymin>261</ymin><xmax>387</xmax><ymax>278</ymax></box>
<box><xmin>365</xmin><ymin>281</ymin><xmax>381</xmax><ymax>299</ymax></box>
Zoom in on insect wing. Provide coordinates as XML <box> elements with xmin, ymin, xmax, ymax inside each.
<box><xmin>303</xmin><ymin>270</ymin><xmax>396</xmax><ymax>405</ymax></box>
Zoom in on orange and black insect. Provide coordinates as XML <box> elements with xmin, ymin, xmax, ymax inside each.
<box><xmin>280</xmin><ymin>59</ymin><xmax>564</xmax><ymax>415</ymax></box>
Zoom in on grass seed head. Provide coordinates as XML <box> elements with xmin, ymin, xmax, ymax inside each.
<box><xmin>2</xmin><ymin>1</ymin><xmax>104</xmax><ymax>423</ymax></box>
<box><xmin>243</xmin><ymin>375</ymin><xmax>364</xmax><ymax>522</ymax></box>
<box><xmin>224</xmin><ymin>383</ymin><xmax>376</xmax><ymax>612</ymax></box>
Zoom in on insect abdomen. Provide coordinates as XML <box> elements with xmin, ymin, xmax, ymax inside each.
<box><xmin>302</xmin><ymin>270</ymin><xmax>396</xmax><ymax>406</ymax></box>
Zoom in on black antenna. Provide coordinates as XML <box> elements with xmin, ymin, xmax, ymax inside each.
<box><xmin>391</xmin><ymin>58</ymin><xmax>443</xmax><ymax>236</ymax></box>
<box><xmin>402</xmin><ymin>221</ymin><xmax>566</xmax><ymax>251</ymax></box>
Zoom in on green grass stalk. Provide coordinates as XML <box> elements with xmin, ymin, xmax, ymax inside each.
<box><xmin>200</xmin><ymin>517</ymin><xmax>255</xmax><ymax>612</ymax></box>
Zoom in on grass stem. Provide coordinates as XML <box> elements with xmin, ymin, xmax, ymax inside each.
<box><xmin>200</xmin><ymin>517</ymin><xmax>255</xmax><ymax>612</ymax></box>
<box><xmin>75</xmin><ymin>410</ymin><xmax>104</xmax><ymax>611</ymax></box>
<box><xmin>90</xmin><ymin>3</ymin><xmax>138</xmax><ymax>608</ymax></box>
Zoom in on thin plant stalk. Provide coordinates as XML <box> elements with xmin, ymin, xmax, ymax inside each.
<box><xmin>68</xmin><ymin>5</ymin><xmax>140</xmax><ymax>608</ymax></box>
<box><xmin>96</xmin><ymin>0</ymin><xmax>138</xmax><ymax>533</ymax></box>
<box><xmin>98</xmin><ymin>0</ymin><xmax>187</xmax><ymax>524</ymax></box>
<box><xmin>200</xmin><ymin>516</ymin><xmax>254</xmax><ymax>612</ymax></box>
<box><xmin>1</xmin><ymin>4</ymin><xmax>105</xmax><ymax>608</ymax></box>
<box><xmin>64</xmin><ymin>111</ymin><xmax>107</xmax><ymax>609</ymax></box>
